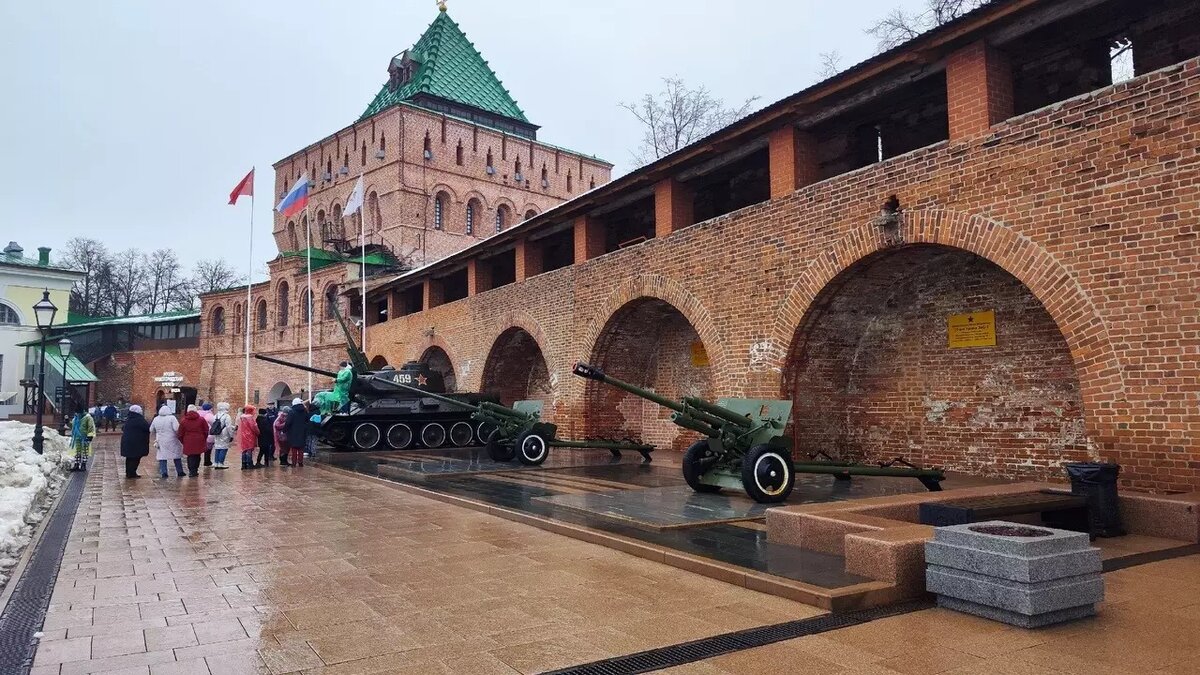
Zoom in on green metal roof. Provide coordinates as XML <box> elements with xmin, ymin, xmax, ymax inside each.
<box><xmin>278</xmin><ymin>248</ymin><xmax>397</xmax><ymax>271</ymax></box>
<box><xmin>39</xmin><ymin>344</ymin><xmax>99</xmax><ymax>383</ymax></box>
<box><xmin>64</xmin><ymin>309</ymin><xmax>199</xmax><ymax>328</ymax></box>
<box><xmin>359</xmin><ymin>10</ymin><xmax>528</xmax><ymax>124</ymax></box>
<box><xmin>0</xmin><ymin>252</ymin><xmax>80</xmax><ymax>273</ymax></box>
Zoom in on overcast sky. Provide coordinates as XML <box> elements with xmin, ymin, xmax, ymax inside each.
<box><xmin>0</xmin><ymin>0</ymin><xmax>912</xmax><ymax>281</ymax></box>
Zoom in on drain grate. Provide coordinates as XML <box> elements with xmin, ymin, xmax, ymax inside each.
<box><xmin>541</xmin><ymin>599</ymin><xmax>933</xmax><ymax>675</ymax></box>
<box><xmin>0</xmin><ymin>468</ymin><xmax>88</xmax><ymax>674</ymax></box>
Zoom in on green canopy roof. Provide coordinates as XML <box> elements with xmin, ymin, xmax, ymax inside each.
<box><xmin>360</xmin><ymin>10</ymin><xmax>528</xmax><ymax>124</ymax></box>
<box><xmin>39</xmin><ymin>344</ymin><xmax>99</xmax><ymax>383</ymax></box>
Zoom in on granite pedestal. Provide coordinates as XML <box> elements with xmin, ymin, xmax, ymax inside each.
<box><xmin>925</xmin><ymin>521</ymin><xmax>1103</xmax><ymax>628</ymax></box>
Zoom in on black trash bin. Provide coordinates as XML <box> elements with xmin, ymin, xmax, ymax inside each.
<box><xmin>1064</xmin><ymin>462</ymin><xmax>1125</xmax><ymax>537</ymax></box>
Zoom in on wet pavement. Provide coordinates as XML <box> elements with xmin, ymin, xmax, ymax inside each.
<box><xmin>29</xmin><ymin>438</ymin><xmax>825</xmax><ymax>674</ymax></box>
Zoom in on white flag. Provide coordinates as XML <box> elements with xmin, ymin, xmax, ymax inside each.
<box><xmin>344</xmin><ymin>174</ymin><xmax>365</xmax><ymax>217</ymax></box>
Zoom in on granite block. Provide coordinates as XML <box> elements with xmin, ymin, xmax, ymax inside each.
<box><xmin>936</xmin><ymin>595</ymin><xmax>1096</xmax><ymax>628</ymax></box>
<box><xmin>925</xmin><ymin>541</ymin><xmax>1102</xmax><ymax>583</ymax></box>
<box><xmin>931</xmin><ymin>520</ymin><xmax>1092</xmax><ymax>557</ymax></box>
<box><xmin>926</xmin><ymin>565</ymin><xmax>1104</xmax><ymax>615</ymax></box>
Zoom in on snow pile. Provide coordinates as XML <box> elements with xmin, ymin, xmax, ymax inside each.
<box><xmin>0</xmin><ymin>421</ymin><xmax>70</xmax><ymax>588</ymax></box>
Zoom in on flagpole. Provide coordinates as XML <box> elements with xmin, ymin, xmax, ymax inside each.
<box><xmin>305</xmin><ymin>202</ymin><xmax>313</xmax><ymax>396</ymax></box>
<box><xmin>244</xmin><ymin>175</ymin><xmax>254</xmax><ymax>406</ymax></box>
<box><xmin>359</xmin><ymin>175</ymin><xmax>366</xmax><ymax>355</ymax></box>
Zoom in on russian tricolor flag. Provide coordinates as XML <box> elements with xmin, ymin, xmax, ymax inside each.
<box><xmin>276</xmin><ymin>176</ymin><xmax>310</xmax><ymax>218</ymax></box>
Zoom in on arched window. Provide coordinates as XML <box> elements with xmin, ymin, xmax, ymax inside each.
<box><xmin>325</xmin><ymin>285</ymin><xmax>339</xmax><ymax>320</ymax></box>
<box><xmin>466</xmin><ymin>198</ymin><xmax>480</xmax><ymax>235</ymax></box>
<box><xmin>317</xmin><ymin>209</ymin><xmax>326</xmax><ymax>228</ymax></box>
<box><xmin>361</xmin><ymin>141</ymin><xmax>367</xmax><ymax>165</ymax></box>
<box><xmin>434</xmin><ymin>192</ymin><xmax>447</xmax><ymax>230</ymax></box>
<box><xmin>368</xmin><ymin>192</ymin><xmax>381</xmax><ymax>232</ymax></box>
<box><xmin>301</xmin><ymin>288</ymin><xmax>313</xmax><ymax>324</ymax></box>
<box><xmin>287</xmin><ymin>221</ymin><xmax>297</xmax><ymax>250</ymax></box>
<box><xmin>486</xmin><ymin>149</ymin><xmax>494</xmax><ymax>171</ymax></box>
<box><xmin>233</xmin><ymin>303</ymin><xmax>243</xmax><ymax>334</ymax></box>
<box><xmin>342</xmin><ymin>151</ymin><xmax>348</xmax><ymax>169</ymax></box>
<box><xmin>455</xmin><ymin>141</ymin><xmax>463</xmax><ymax>166</ymax></box>
<box><xmin>277</xmin><ymin>282</ymin><xmax>290</xmax><ymax>326</ymax></box>
<box><xmin>380</xmin><ymin>133</ymin><xmax>386</xmax><ymax>153</ymax></box>
<box><xmin>332</xmin><ymin>204</ymin><xmax>343</xmax><ymax>239</ymax></box>
<box><xmin>567</xmin><ymin>171</ymin><xmax>573</xmax><ymax>193</ymax></box>
<box><xmin>541</xmin><ymin>165</ymin><xmax>548</xmax><ymax>186</ymax></box>
<box><xmin>212</xmin><ymin>306</ymin><xmax>226</xmax><ymax>335</ymax></box>
<box><xmin>524</xmin><ymin>209</ymin><xmax>537</xmax><ymax>221</ymax></box>
<box><xmin>256</xmin><ymin>299</ymin><xmax>267</xmax><ymax>331</ymax></box>
<box><xmin>590</xmin><ymin>177</ymin><xmax>596</xmax><ymax>190</ymax></box>
<box><xmin>496</xmin><ymin>204</ymin><xmax>510</xmax><ymax>233</ymax></box>
<box><xmin>300</xmin><ymin>214</ymin><xmax>309</xmax><ymax>247</ymax></box>
<box><xmin>0</xmin><ymin>302</ymin><xmax>19</xmax><ymax>325</ymax></box>
<box><xmin>514</xmin><ymin>157</ymin><xmax>522</xmax><ymax>179</ymax></box>
<box><xmin>423</xmin><ymin>133</ymin><xmax>432</xmax><ymax>158</ymax></box>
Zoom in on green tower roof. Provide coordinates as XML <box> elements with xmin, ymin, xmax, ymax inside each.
<box><xmin>360</xmin><ymin>10</ymin><xmax>529</xmax><ymax>124</ymax></box>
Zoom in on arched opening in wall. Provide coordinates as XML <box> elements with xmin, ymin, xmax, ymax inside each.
<box><xmin>481</xmin><ymin>328</ymin><xmax>551</xmax><ymax>410</ymax></box>
<box><xmin>419</xmin><ymin>346</ymin><xmax>455</xmax><ymax>392</ymax></box>
<box><xmin>286</xmin><ymin>221</ymin><xmax>297</xmax><ymax>250</ymax></box>
<box><xmin>369</xmin><ymin>355</ymin><xmax>388</xmax><ymax>370</ymax></box>
<box><xmin>255</xmin><ymin>299</ymin><xmax>267</xmax><ymax>331</ymax></box>
<box><xmin>782</xmin><ymin>244</ymin><xmax>1087</xmax><ymax>481</ymax></box>
<box><xmin>583</xmin><ymin>298</ymin><xmax>713</xmax><ymax>451</ymax></box>
<box><xmin>368</xmin><ymin>192</ymin><xmax>380</xmax><ymax>232</ymax></box>
<box><xmin>211</xmin><ymin>306</ymin><xmax>225</xmax><ymax>335</ymax></box>
<box><xmin>267</xmin><ymin>382</ymin><xmax>292</xmax><ymax>407</ymax></box>
<box><xmin>466</xmin><ymin>198</ymin><xmax>480</xmax><ymax>235</ymax></box>
<box><xmin>524</xmin><ymin>209</ymin><xmax>537</xmax><ymax>221</ymax></box>
<box><xmin>324</xmin><ymin>284</ymin><xmax>339</xmax><ymax>320</ymax></box>
<box><xmin>495</xmin><ymin>204</ymin><xmax>511</xmax><ymax>233</ymax></box>
<box><xmin>277</xmin><ymin>282</ymin><xmax>290</xmax><ymax>326</ymax></box>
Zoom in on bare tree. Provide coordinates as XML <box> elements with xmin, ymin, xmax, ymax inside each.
<box><xmin>817</xmin><ymin>51</ymin><xmax>844</xmax><ymax>80</ymax></box>
<box><xmin>187</xmin><ymin>258</ymin><xmax>244</xmax><ymax>304</ymax></box>
<box><xmin>145</xmin><ymin>249</ymin><xmax>188</xmax><ymax>313</ymax></box>
<box><xmin>61</xmin><ymin>238</ymin><xmax>110</xmax><ymax>317</ymax></box>
<box><xmin>97</xmin><ymin>249</ymin><xmax>147</xmax><ymax>317</ymax></box>
<box><xmin>620</xmin><ymin>77</ymin><xmax>759</xmax><ymax>166</ymax></box>
<box><xmin>867</xmin><ymin>0</ymin><xmax>987</xmax><ymax>52</ymax></box>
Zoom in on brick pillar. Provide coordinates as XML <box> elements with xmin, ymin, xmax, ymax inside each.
<box><xmin>573</xmin><ymin>215</ymin><xmax>605</xmax><ymax>262</ymax></box>
<box><xmin>516</xmin><ymin>239</ymin><xmax>542</xmax><ymax>281</ymax></box>
<box><xmin>767</xmin><ymin>126</ymin><xmax>819</xmax><ymax>199</ymax></box>
<box><xmin>423</xmin><ymin>278</ymin><xmax>443</xmax><ymax>309</ymax></box>
<box><xmin>654</xmin><ymin>179</ymin><xmax>693</xmax><ymax>238</ymax></box>
<box><xmin>467</xmin><ymin>258</ymin><xmax>491</xmax><ymax>296</ymax></box>
<box><xmin>946</xmin><ymin>41</ymin><xmax>1014</xmax><ymax>140</ymax></box>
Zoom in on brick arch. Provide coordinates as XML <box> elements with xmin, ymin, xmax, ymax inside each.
<box><xmin>767</xmin><ymin>207</ymin><xmax>1126</xmax><ymax>430</ymax></box>
<box><xmin>577</xmin><ymin>273</ymin><xmax>729</xmax><ymax>388</ymax></box>
<box><xmin>461</xmin><ymin>190</ymin><xmax>490</xmax><ymax>211</ymax></box>
<box><xmin>429</xmin><ymin>183</ymin><xmax>459</xmax><ymax>203</ymax></box>
<box><xmin>481</xmin><ymin>312</ymin><xmax>554</xmax><ymax>408</ymax></box>
<box><xmin>488</xmin><ymin>309</ymin><xmax>549</xmax><ymax>357</ymax></box>
<box><xmin>492</xmin><ymin>196</ymin><xmax>518</xmax><ymax>213</ymax></box>
<box><xmin>404</xmin><ymin>333</ymin><xmax>463</xmax><ymax>381</ymax></box>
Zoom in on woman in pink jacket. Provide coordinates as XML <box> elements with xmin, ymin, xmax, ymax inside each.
<box><xmin>273</xmin><ymin>408</ymin><xmax>290</xmax><ymax>467</ymax></box>
<box><xmin>237</xmin><ymin>405</ymin><xmax>259</xmax><ymax>470</ymax></box>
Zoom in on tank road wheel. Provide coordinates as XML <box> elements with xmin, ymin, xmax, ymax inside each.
<box><xmin>420</xmin><ymin>423</ymin><xmax>447</xmax><ymax>448</ymax></box>
<box><xmin>682</xmin><ymin>440</ymin><xmax>722</xmax><ymax>494</ymax></box>
<box><xmin>352</xmin><ymin>423</ymin><xmax>381</xmax><ymax>451</ymax></box>
<box><xmin>476</xmin><ymin>422</ymin><xmax>497</xmax><ymax>445</ymax></box>
<box><xmin>449</xmin><ymin>422</ymin><xmax>475</xmax><ymax>447</ymax></box>
<box><xmin>386</xmin><ymin>424</ymin><xmax>413</xmax><ymax>450</ymax></box>
<box><xmin>741</xmin><ymin>444</ymin><xmax>795</xmax><ymax>504</ymax></box>
<box><xmin>514</xmin><ymin>430</ymin><xmax>550</xmax><ymax>466</ymax></box>
<box><xmin>324</xmin><ymin>423</ymin><xmax>350</xmax><ymax>448</ymax></box>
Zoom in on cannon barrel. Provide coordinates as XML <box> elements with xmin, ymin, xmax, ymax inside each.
<box><xmin>479</xmin><ymin>401</ymin><xmax>532</xmax><ymax>419</ymax></box>
<box><xmin>670</xmin><ymin>412</ymin><xmax>719</xmax><ymax>438</ymax></box>
<box><xmin>572</xmin><ymin>362</ymin><xmax>687</xmax><ymax>414</ymax></box>
<box><xmin>254</xmin><ymin>353</ymin><xmax>340</xmax><ymax>379</ymax></box>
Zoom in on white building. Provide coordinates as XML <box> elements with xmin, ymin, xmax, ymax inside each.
<box><xmin>0</xmin><ymin>242</ymin><xmax>83</xmax><ymax>418</ymax></box>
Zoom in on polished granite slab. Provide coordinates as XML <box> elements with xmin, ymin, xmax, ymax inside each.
<box><xmin>320</xmin><ymin>446</ymin><xmax>644</xmax><ymax>480</ymax></box>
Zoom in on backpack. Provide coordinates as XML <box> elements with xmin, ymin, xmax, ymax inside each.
<box><xmin>209</xmin><ymin>415</ymin><xmax>225</xmax><ymax>436</ymax></box>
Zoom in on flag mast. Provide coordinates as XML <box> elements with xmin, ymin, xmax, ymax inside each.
<box><xmin>305</xmin><ymin>200</ymin><xmax>313</xmax><ymax>396</ymax></box>
<box><xmin>245</xmin><ymin>172</ymin><xmax>254</xmax><ymax>405</ymax></box>
<box><xmin>359</xmin><ymin>177</ymin><xmax>367</xmax><ymax>355</ymax></box>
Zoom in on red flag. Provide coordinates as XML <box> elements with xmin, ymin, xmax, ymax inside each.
<box><xmin>228</xmin><ymin>168</ymin><xmax>254</xmax><ymax>205</ymax></box>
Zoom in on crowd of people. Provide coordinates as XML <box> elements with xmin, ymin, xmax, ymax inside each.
<box><xmin>118</xmin><ymin>397</ymin><xmax>325</xmax><ymax>479</ymax></box>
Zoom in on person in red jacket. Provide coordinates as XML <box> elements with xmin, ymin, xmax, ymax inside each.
<box><xmin>237</xmin><ymin>405</ymin><xmax>259</xmax><ymax>470</ymax></box>
<box><xmin>177</xmin><ymin>404</ymin><xmax>210</xmax><ymax>477</ymax></box>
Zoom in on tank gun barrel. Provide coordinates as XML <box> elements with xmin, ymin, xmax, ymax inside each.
<box><xmin>253</xmin><ymin>354</ymin><xmax>339</xmax><ymax>379</ymax></box>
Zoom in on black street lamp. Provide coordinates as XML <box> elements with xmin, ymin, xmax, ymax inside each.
<box><xmin>58</xmin><ymin>338</ymin><xmax>73</xmax><ymax>436</ymax></box>
<box><xmin>31</xmin><ymin>290</ymin><xmax>58</xmax><ymax>454</ymax></box>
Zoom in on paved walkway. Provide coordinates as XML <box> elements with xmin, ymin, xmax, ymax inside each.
<box><xmin>28</xmin><ymin>439</ymin><xmax>822</xmax><ymax>674</ymax></box>
<box><xmin>25</xmin><ymin>438</ymin><xmax>1200</xmax><ymax>674</ymax></box>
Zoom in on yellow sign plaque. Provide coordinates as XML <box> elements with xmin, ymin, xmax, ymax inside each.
<box><xmin>948</xmin><ymin>310</ymin><xmax>996</xmax><ymax>348</ymax></box>
<box><xmin>690</xmin><ymin>341</ymin><xmax>710</xmax><ymax>367</ymax></box>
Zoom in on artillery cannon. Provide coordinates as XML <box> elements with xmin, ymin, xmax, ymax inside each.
<box><xmin>572</xmin><ymin>361</ymin><xmax>944</xmax><ymax>503</ymax></box>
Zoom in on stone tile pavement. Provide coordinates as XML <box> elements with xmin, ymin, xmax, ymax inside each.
<box><xmin>27</xmin><ymin>438</ymin><xmax>824</xmax><ymax>674</ymax></box>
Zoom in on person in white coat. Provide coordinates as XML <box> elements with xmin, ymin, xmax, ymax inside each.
<box><xmin>151</xmin><ymin>405</ymin><xmax>184</xmax><ymax>478</ymax></box>
<box><xmin>211</xmin><ymin>402</ymin><xmax>236</xmax><ymax>469</ymax></box>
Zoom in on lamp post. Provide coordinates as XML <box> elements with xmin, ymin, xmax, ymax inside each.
<box><xmin>58</xmin><ymin>338</ymin><xmax>73</xmax><ymax>436</ymax></box>
<box><xmin>31</xmin><ymin>290</ymin><xmax>58</xmax><ymax>454</ymax></box>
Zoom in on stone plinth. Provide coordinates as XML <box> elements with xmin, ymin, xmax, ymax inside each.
<box><xmin>925</xmin><ymin>521</ymin><xmax>1103</xmax><ymax>628</ymax></box>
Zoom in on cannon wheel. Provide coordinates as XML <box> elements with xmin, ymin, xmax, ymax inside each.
<box><xmin>514</xmin><ymin>430</ymin><xmax>550</xmax><ymax>466</ymax></box>
<box><xmin>449</xmin><ymin>422</ymin><xmax>475</xmax><ymax>447</ymax></box>
<box><xmin>421</xmin><ymin>423</ymin><xmax>447</xmax><ymax>448</ymax></box>
<box><xmin>485</xmin><ymin>428</ymin><xmax>516</xmax><ymax>462</ymax></box>
<box><xmin>741</xmin><ymin>444</ymin><xmax>795</xmax><ymax>504</ymax></box>
<box><xmin>353</xmin><ymin>423</ymin><xmax>381</xmax><ymax>450</ymax></box>
<box><xmin>682</xmin><ymin>440</ymin><xmax>722</xmax><ymax>494</ymax></box>
<box><xmin>386</xmin><ymin>423</ymin><xmax>413</xmax><ymax>450</ymax></box>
